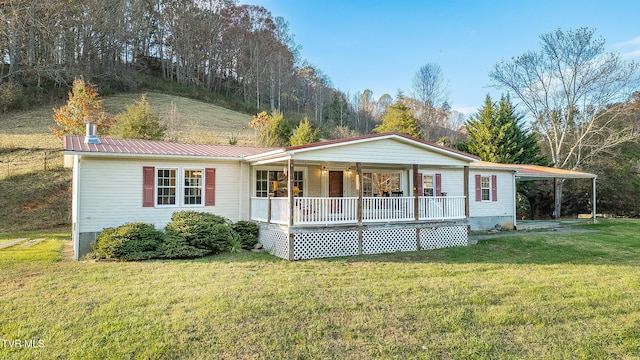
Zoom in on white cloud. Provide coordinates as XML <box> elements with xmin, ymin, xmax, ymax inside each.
<box><xmin>613</xmin><ymin>36</ymin><xmax>640</xmax><ymax>59</ymax></box>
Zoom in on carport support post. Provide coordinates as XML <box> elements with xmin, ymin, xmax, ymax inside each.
<box><xmin>592</xmin><ymin>176</ymin><xmax>597</xmax><ymax>224</ymax></box>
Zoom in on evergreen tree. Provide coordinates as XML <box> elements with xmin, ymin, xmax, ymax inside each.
<box><xmin>50</xmin><ymin>78</ymin><xmax>115</xmax><ymax>139</ymax></box>
<box><xmin>464</xmin><ymin>94</ymin><xmax>546</xmax><ymax>164</ymax></box>
<box><xmin>112</xmin><ymin>95</ymin><xmax>166</xmax><ymax>140</ymax></box>
<box><xmin>290</xmin><ymin>117</ymin><xmax>320</xmax><ymax>146</ymax></box>
<box><xmin>373</xmin><ymin>97</ymin><xmax>422</xmax><ymax>139</ymax></box>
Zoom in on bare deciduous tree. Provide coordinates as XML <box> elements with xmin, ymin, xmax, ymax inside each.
<box><xmin>490</xmin><ymin>27</ymin><xmax>640</xmax><ymax>218</ymax></box>
<box><xmin>411</xmin><ymin>63</ymin><xmax>451</xmax><ymax>141</ymax></box>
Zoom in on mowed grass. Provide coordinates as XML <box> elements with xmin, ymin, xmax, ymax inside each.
<box><xmin>1</xmin><ymin>220</ymin><xmax>639</xmax><ymax>359</ymax></box>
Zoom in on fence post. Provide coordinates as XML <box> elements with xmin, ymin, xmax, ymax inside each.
<box><xmin>43</xmin><ymin>151</ymin><xmax>47</xmax><ymax>170</ymax></box>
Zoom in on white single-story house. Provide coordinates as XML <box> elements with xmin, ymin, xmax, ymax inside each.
<box><xmin>63</xmin><ymin>128</ymin><xmax>596</xmax><ymax>261</ymax></box>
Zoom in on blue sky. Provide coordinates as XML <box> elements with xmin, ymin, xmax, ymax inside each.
<box><xmin>249</xmin><ymin>0</ymin><xmax>640</xmax><ymax>116</ymax></box>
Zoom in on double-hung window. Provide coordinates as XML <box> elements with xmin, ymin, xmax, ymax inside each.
<box><xmin>474</xmin><ymin>174</ymin><xmax>497</xmax><ymax>202</ymax></box>
<box><xmin>363</xmin><ymin>172</ymin><xmax>401</xmax><ymax>197</ymax></box>
<box><xmin>255</xmin><ymin>169</ymin><xmax>304</xmax><ymax>197</ymax></box>
<box><xmin>183</xmin><ymin>169</ymin><xmax>203</xmax><ymax>205</ymax></box>
<box><xmin>481</xmin><ymin>176</ymin><xmax>490</xmax><ymax>201</ymax></box>
<box><xmin>422</xmin><ymin>175</ymin><xmax>434</xmax><ymax>196</ymax></box>
<box><xmin>157</xmin><ymin>169</ymin><xmax>177</xmax><ymax>205</ymax></box>
<box><xmin>144</xmin><ymin>167</ymin><xmax>209</xmax><ymax>207</ymax></box>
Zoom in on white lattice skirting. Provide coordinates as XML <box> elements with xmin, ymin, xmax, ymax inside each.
<box><xmin>259</xmin><ymin>228</ymin><xmax>289</xmax><ymax>259</ymax></box>
<box><xmin>259</xmin><ymin>224</ymin><xmax>469</xmax><ymax>260</ymax></box>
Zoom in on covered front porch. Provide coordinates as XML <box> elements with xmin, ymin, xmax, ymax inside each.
<box><xmin>244</xmin><ymin>133</ymin><xmax>480</xmax><ymax>260</ymax></box>
<box><xmin>251</xmin><ymin>194</ymin><xmax>467</xmax><ymax>225</ymax></box>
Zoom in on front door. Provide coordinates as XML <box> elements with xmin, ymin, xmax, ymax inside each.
<box><xmin>328</xmin><ymin>171</ymin><xmax>343</xmax><ymax>213</ymax></box>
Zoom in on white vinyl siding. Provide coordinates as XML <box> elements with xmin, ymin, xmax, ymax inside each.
<box><xmin>468</xmin><ymin>169</ymin><xmax>515</xmax><ymax>218</ymax></box>
<box><xmin>76</xmin><ymin>157</ymin><xmax>246</xmax><ymax>233</ymax></box>
<box><xmin>292</xmin><ymin>139</ymin><xmax>471</xmax><ymax>166</ymax></box>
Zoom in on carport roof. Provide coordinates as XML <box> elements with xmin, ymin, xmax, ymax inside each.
<box><xmin>472</xmin><ymin>161</ymin><xmax>596</xmax><ymax>180</ymax></box>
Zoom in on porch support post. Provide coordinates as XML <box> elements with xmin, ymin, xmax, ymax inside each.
<box><xmin>463</xmin><ymin>166</ymin><xmax>470</xmax><ymax>219</ymax></box>
<box><xmin>356</xmin><ymin>162</ymin><xmax>363</xmax><ymax>255</ymax></box>
<box><xmin>288</xmin><ymin>232</ymin><xmax>294</xmax><ymax>261</ymax></box>
<box><xmin>592</xmin><ymin>176</ymin><xmax>597</xmax><ymax>224</ymax></box>
<box><xmin>413</xmin><ymin>164</ymin><xmax>419</xmax><ymax>221</ymax></box>
<box><xmin>356</xmin><ymin>162</ymin><xmax>363</xmax><ymax>224</ymax></box>
<box><xmin>267</xmin><ymin>194</ymin><xmax>272</xmax><ymax>223</ymax></box>
<box><xmin>288</xmin><ymin>159</ymin><xmax>294</xmax><ymax>226</ymax></box>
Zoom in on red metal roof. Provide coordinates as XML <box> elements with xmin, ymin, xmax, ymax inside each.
<box><xmin>285</xmin><ymin>132</ymin><xmax>481</xmax><ymax>160</ymax></box>
<box><xmin>63</xmin><ymin>136</ymin><xmax>276</xmax><ymax>158</ymax></box>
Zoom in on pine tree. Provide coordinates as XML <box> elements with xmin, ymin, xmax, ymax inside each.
<box><xmin>112</xmin><ymin>95</ymin><xmax>166</xmax><ymax>140</ymax></box>
<box><xmin>290</xmin><ymin>117</ymin><xmax>320</xmax><ymax>146</ymax></box>
<box><xmin>464</xmin><ymin>94</ymin><xmax>546</xmax><ymax>164</ymax></box>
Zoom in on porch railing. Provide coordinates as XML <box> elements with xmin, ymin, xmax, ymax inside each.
<box><xmin>251</xmin><ymin>196</ymin><xmax>466</xmax><ymax>225</ymax></box>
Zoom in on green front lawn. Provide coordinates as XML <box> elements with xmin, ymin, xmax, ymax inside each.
<box><xmin>1</xmin><ymin>221</ymin><xmax>639</xmax><ymax>359</ymax></box>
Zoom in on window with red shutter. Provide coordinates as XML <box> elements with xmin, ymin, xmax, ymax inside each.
<box><xmin>475</xmin><ymin>174</ymin><xmax>481</xmax><ymax>201</ymax></box>
<box><xmin>142</xmin><ymin>166</ymin><xmax>155</xmax><ymax>207</ymax></box>
<box><xmin>205</xmin><ymin>168</ymin><xmax>216</xmax><ymax>206</ymax></box>
<box><xmin>435</xmin><ymin>173</ymin><xmax>442</xmax><ymax>196</ymax></box>
<box><xmin>491</xmin><ymin>175</ymin><xmax>498</xmax><ymax>202</ymax></box>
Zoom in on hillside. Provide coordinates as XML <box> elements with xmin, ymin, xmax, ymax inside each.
<box><xmin>0</xmin><ymin>92</ymin><xmax>257</xmax><ymax>233</ymax></box>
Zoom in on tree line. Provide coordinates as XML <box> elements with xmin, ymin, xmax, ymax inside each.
<box><xmin>1</xmin><ymin>0</ymin><xmax>467</xmax><ymax>138</ymax></box>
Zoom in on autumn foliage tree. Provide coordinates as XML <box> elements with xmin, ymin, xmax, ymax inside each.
<box><xmin>51</xmin><ymin>78</ymin><xmax>115</xmax><ymax>139</ymax></box>
<box><xmin>248</xmin><ymin>109</ymin><xmax>291</xmax><ymax>146</ymax></box>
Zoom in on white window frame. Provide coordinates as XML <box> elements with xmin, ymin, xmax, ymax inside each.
<box><xmin>422</xmin><ymin>173</ymin><xmax>435</xmax><ymax>197</ymax></box>
<box><xmin>254</xmin><ymin>166</ymin><xmax>307</xmax><ymax>198</ymax></box>
<box><xmin>182</xmin><ymin>168</ymin><xmax>205</xmax><ymax>207</ymax></box>
<box><xmin>481</xmin><ymin>175</ymin><xmax>491</xmax><ymax>202</ymax></box>
<box><xmin>155</xmin><ymin>167</ymin><xmax>205</xmax><ymax>207</ymax></box>
<box><xmin>362</xmin><ymin>170</ymin><xmax>403</xmax><ymax>197</ymax></box>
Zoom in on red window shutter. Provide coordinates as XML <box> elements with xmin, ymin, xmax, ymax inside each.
<box><xmin>417</xmin><ymin>173</ymin><xmax>423</xmax><ymax>196</ymax></box>
<box><xmin>491</xmin><ymin>175</ymin><xmax>498</xmax><ymax>202</ymax></box>
<box><xmin>205</xmin><ymin>168</ymin><xmax>216</xmax><ymax>206</ymax></box>
<box><xmin>143</xmin><ymin>166</ymin><xmax>155</xmax><ymax>207</ymax></box>
<box><xmin>475</xmin><ymin>174</ymin><xmax>481</xmax><ymax>202</ymax></box>
<box><xmin>435</xmin><ymin>173</ymin><xmax>442</xmax><ymax>196</ymax></box>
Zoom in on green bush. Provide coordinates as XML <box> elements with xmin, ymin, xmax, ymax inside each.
<box><xmin>165</xmin><ymin>211</ymin><xmax>233</xmax><ymax>253</ymax></box>
<box><xmin>92</xmin><ymin>222</ymin><xmax>164</xmax><ymax>260</ymax></box>
<box><xmin>231</xmin><ymin>221</ymin><xmax>259</xmax><ymax>250</ymax></box>
<box><xmin>158</xmin><ymin>232</ymin><xmax>211</xmax><ymax>259</ymax></box>
<box><xmin>0</xmin><ymin>81</ymin><xmax>25</xmax><ymax>112</ymax></box>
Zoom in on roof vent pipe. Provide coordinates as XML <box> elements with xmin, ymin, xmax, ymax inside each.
<box><xmin>84</xmin><ymin>123</ymin><xmax>100</xmax><ymax>144</ymax></box>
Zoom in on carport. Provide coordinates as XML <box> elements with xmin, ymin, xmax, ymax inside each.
<box><xmin>515</xmin><ymin>165</ymin><xmax>597</xmax><ymax>225</ymax></box>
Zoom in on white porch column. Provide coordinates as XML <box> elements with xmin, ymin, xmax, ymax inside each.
<box><xmin>464</xmin><ymin>165</ymin><xmax>470</xmax><ymax>219</ymax></box>
<box><xmin>288</xmin><ymin>159</ymin><xmax>294</xmax><ymax>226</ymax></box>
<box><xmin>413</xmin><ymin>164</ymin><xmax>419</xmax><ymax>221</ymax></box>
